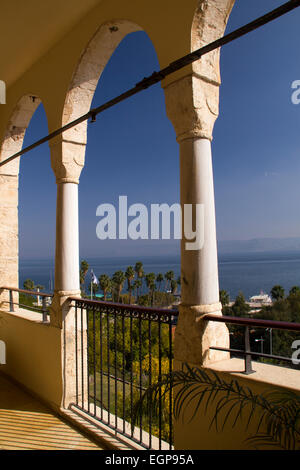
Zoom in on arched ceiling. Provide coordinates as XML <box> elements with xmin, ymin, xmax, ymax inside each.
<box><xmin>0</xmin><ymin>0</ymin><xmax>101</xmax><ymax>87</ymax></box>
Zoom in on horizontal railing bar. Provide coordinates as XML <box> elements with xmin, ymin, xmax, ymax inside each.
<box><xmin>89</xmin><ymin>370</ymin><xmax>147</xmax><ymax>392</ymax></box>
<box><xmin>1</xmin><ymin>286</ymin><xmax>53</xmax><ymax>298</ymax></box>
<box><xmin>210</xmin><ymin>346</ymin><xmax>296</xmax><ymax>364</ymax></box>
<box><xmin>204</xmin><ymin>314</ymin><xmax>300</xmax><ymax>332</ymax></box>
<box><xmin>1</xmin><ymin>299</ymin><xmax>50</xmax><ymax>311</ymax></box>
<box><xmin>70</xmin><ymin>296</ymin><xmax>178</xmax><ymax>316</ymax></box>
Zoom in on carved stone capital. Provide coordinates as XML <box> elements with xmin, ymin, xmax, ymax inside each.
<box><xmin>163</xmin><ymin>74</ymin><xmax>220</xmax><ymax>142</ymax></box>
<box><xmin>49</xmin><ymin>137</ymin><xmax>86</xmax><ymax>184</ymax></box>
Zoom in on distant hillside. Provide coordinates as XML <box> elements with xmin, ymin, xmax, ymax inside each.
<box><xmin>218</xmin><ymin>237</ymin><xmax>300</xmax><ymax>254</ymax></box>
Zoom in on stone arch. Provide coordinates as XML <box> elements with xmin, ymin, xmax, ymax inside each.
<box><xmin>191</xmin><ymin>0</ymin><xmax>235</xmax><ymax>84</ymax></box>
<box><xmin>0</xmin><ymin>94</ymin><xmax>42</xmax><ymax>176</ymax></box>
<box><xmin>62</xmin><ymin>19</ymin><xmax>143</xmax><ymax>146</ymax></box>
<box><xmin>0</xmin><ymin>94</ymin><xmax>43</xmax><ymax>309</ymax></box>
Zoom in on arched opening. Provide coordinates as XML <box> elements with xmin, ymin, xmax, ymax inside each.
<box><xmin>62</xmin><ymin>20</ymin><xmax>142</xmax><ymax>144</ymax></box>
<box><xmin>79</xmin><ymin>30</ymin><xmax>179</xmax><ymax>279</ymax></box>
<box><xmin>0</xmin><ymin>95</ymin><xmax>55</xmax><ymax>309</ymax></box>
<box><xmin>19</xmin><ymin>103</ymin><xmax>56</xmax><ymax>293</ymax></box>
<box><xmin>61</xmin><ymin>21</ymin><xmax>182</xmax><ymax>448</ymax></box>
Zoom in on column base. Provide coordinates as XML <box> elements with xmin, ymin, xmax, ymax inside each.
<box><xmin>175</xmin><ymin>303</ymin><xmax>229</xmax><ymax>366</ymax></box>
<box><xmin>50</xmin><ymin>289</ymin><xmax>81</xmax><ymax>328</ymax></box>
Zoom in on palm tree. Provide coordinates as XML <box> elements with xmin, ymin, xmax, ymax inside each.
<box><xmin>125</xmin><ymin>266</ymin><xmax>135</xmax><ymax>304</ymax></box>
<box><xmin>145</xmin><ymin>272</ymin><xmax>156</xmax><ymax>305</ymax></box>
<box><xmin>80</xmin><ymin>260</ymin><xmax>89</xmax><ymax>293</ymax></box>
<box><xmin>170</xmin><ymin>279</ymin><xmax>178</xmax><ymax>294</ymax></box>
<box><xmin>164</xmin><ymin>270</ymin><xmax>174</xmax><ymax>292</ymax></box>
<box><xmin>270</xmin><ymin>285</ymin><xmax>285</xmax><ymax>302</ymax></box>
<box><xmin>156</xmin><ymin>273</ymin><xmax>164</xmax><ymax>292</ymax></box>
<box><xmin>135</xmin><ymin>262</ymin><xmax>144</xmax><ymax>297</ymax></box>
<box><xmin>112</xmin><ymin>270</ymin><xmax>126</xmax><ymax>303</ymax></box>
<box><xmin>289</xmin><ymin>286</ymin><xmax>300</xmax><ymax>297</ymax></box>
<box><xmin>133</xmin><ymin>279</ymin><xmax>142</xmax><ymax>302</ymax></box>
<box><xmin>98</xmin><ymin>274</ymin><xmax>111</xmax><ymax>301</ymax></box>
<box><xmin>134</xmin><ymin>364</ymin><xmax>300</xmax><ymax>450</ymax></box>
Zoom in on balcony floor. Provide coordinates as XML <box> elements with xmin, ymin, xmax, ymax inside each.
<box><xmin>0</xmin><ymin>373</ymin><xmax>102</xmax><ymax>450</ymax></box>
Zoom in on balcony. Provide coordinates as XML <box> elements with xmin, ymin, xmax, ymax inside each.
<box><xmin>1</xmin><ymin>287</ymin><xmax>300</xmax><ymax>451</ymax></box>
<box><xmin>1</xmin><ymin>0</ymin><xmax>300</xmax><ymax>453</ymax></box>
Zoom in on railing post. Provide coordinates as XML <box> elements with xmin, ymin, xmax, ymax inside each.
<box><xmin>244</xmin><ymin>326</ymin><xmax>255</xmax><ymax>375</ymax></box>
<box><xmin>9</xmin><ymin>289</ymin><xmax>14</xmax><ymax>312</ymax></box>
<box><xmin>42</xmin><ymin>296</ymin><xmax>48</xmax><ymax>322</ymax></box>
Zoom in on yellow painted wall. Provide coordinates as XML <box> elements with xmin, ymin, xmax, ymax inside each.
<box><xmin>0</xmin><ymin>309</ymin><xmax>63</xmax><ymax>408</ymax></box>
<box><xmin>174</xmin><ymin>358</ymin><xmax>300</xmax><ymax>450</ymax></box>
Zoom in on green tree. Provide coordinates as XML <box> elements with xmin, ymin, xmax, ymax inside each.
<box><xmin>133</xmin><ymin>279</ymin><xmax>142</xmax><ymax>302</ymax></box>
<box><xmin>80</xmin><ymin>260</ymin><xmax>89</xmax><ymax>293</ymax></box>
<box><xmin>231</xmin><ymin>291</ymin><xmax>250</xmax><ymax>317</ymax></box>
<box><xmin>270</xmin><ymin>285</ymin><xmax>285</xmax><ymax>302</ymax></box>
<box><xmin>23</xmin><ymin>279</ymin><xmax>35</xmax><ymax>291</ymax></box>
<box><xmin>145</xmin><ymin>272</ymin><xmax>156</xmax><ymax>306</ymax></box>
<box><xmin>164</xmin><ymin>271</ymin><xmax>174</xmax><ymax>292</ymax></box>
<box><xmin>289</xmin><ymin>286</ymin><xmax>300</xmax><ymax>297</ymax></box>
<box><xmin>135</xmin><ymin>262</ymin><xmax>144</xmax><ymax>297</ymax></box>
<box><xmin>112</xmin><ymin>270</ymin><xmax>126</xmax><ymax>303</ymax></box>
<box><xmin>220</xmin><ymin>289</ymin><xmax>230</xmax><ymax>307</ymax></box>
<box><xmin>125</xmin><ymin>266</ymin><xmax>135</xmax><ymax>304</ymax></box>
<box><xmin>99</xmin><ymin>274</ymin><xmax>111</xmax><ymax>301</ymax></box>
<box><xmin>156</xmin><ymin>273</ymin><xmax>164</xmax><ymax>292</ymax></box>
<box><xmin>170</xmin><ymin>279</ymin><xmax>178</xmax><ymax>294</ymax></box>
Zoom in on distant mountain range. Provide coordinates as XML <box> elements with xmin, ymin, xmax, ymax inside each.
<box><xmin>218</xmin><ymin>237</ymin><xmax>300</xmax><ymax>254</ymax></box>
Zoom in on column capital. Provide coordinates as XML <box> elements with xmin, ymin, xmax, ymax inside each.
<box><xmin>163</xmin><ymin>73</ymin><xmax>220</xmax><ymax>142</ymax></box>
<box><xmin>49</xmin><ymin>136</ymin><xmax>86</xmax><ymax>184</ymax></box>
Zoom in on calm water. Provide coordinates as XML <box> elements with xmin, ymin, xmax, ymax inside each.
<box><xmin>19</xmin><ymin>251</ymin><xmax>300</xmax><ymax>301</ymax></box>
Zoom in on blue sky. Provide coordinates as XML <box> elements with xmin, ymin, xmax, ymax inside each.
<box><xmin>19</xmin><ymin>0</ymin><xmax>300</xmax><ymax>259</ymax></box>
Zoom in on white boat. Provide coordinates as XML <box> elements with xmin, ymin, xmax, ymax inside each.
<box><xmin>249</xmin><ymin>291</ymin><xmax>272</xmax><ymax>305</ymax></box>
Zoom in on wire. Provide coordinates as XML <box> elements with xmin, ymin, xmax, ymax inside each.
<box><xmin>0</xmin><ymin>0</ymin><xmax>299</xmax><ymax>169</ymax></box>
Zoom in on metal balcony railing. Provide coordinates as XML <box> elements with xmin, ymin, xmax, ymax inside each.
<box><xmin>0</xmin><ymin>286</ymin><xmax>53</xmax><ymax>322</ymax></box>
<box><xmin>69</xmin><ymin>297</ymin><xmax>178</xmax><ymax>450</ymax></box>
<box><xmin>204</xmin><ymin>314</ymin><xmax>300</xmax><ymax>374</ymax></box>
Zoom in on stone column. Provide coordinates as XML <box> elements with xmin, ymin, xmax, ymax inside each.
<box><xmin>164</xmin><ymin>74</ymin><xmax>229</xmax><ymax>366</ymax></box>
<box><xmin>49</xmin><ymin>137</ymin><xmax>86</xmax><ymax>408</ymax></box>
<box><xmin>50</xmin><ymin>137</ymin><xmax>84</xmax><ymax>326</ymax></box>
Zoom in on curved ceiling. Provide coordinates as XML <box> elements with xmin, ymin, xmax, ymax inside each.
<box><xmin>0</xmin><ymin>0</ymin><xmax>101</xmax><ymax>87</ymax></box>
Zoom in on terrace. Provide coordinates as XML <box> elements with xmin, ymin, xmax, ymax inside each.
<box><xmin>0</xmin><ymin>0</ymin><xmax>300</xmax><ymax>451</ymax></box>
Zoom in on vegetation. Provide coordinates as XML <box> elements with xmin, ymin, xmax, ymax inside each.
<box><xmin>270</xmin><ymin>285</ymin><xmax>285</xmax><ymax>302</ymax></box>
<box><xmin>219</xmin><ymin>286</ymin><xmax>300</xmax><ymax>367</ymax></box>
<box><xmin>87</xmin><ymin>310</ymin><xmax>173</xmax><ymax>442</ymax></box>
<box><xmin>23</xmin><ymin>279</ymin><xmax>36</xmax><ymax>291</ymax></box>
<box><xmin>80</xmin><ymin>260</ymin><xmax>89</xmax><ymax>294</ymax></box>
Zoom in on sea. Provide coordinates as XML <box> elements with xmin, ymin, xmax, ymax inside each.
<box><xmin>19</xmin><ymin>250</ymin><xmax>300</xmax><ymax>302</ymax></box>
